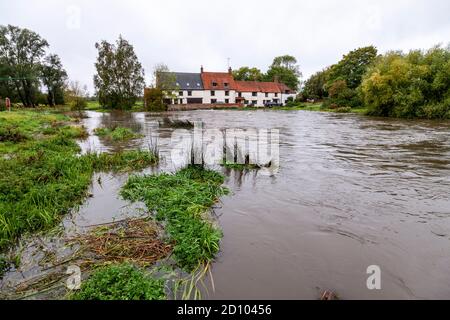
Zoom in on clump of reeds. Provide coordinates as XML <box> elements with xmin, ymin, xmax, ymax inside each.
<box><xmin>222</xmin><ymin>141</ymin><xmax>271</xmax><ymax>170</ymax></box>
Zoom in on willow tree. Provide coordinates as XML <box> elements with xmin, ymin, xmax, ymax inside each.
<box><xmin>94</xmin><ymin>36</ymin><xmax>145</xmax><ymax>109</ymax></box>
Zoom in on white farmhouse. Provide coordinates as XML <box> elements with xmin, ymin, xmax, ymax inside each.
<box><xmin>157</xmin><ymin>67</ymin><xmax>297</xmax><ymax>107</ymax></box>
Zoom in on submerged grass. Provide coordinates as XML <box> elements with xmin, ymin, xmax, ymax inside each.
<box><xmin>121</xmin><ymin>165</ymin><xmax>229</xmax><ymax>270</ymax></box>
<box><xmin>159</xmin><ymin>117</ymin><xmax>194</xmax><ymax>129</ymax></box>
<box><xmin>94</xmin><ymin>126</ymin><xmax>142</xmax><ymax>141</ymax></box>
<box><xmin>0</xmin><ymin>110</ymin><xmax>158</xmax><ymax>252</ymax></box>
<box><xmin>71</xmin><ymin>263</ymin><xmax>166</xmax><ymax>300</ymax></box>
<box><xmin>69</xmin><ymin>218</ymin><xmax>172</xmax><ymax>267</ymax></box>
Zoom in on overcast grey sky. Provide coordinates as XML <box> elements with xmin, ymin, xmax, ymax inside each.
<box><xmin>1</xmin><ymin>0</ymin><xmax>449</xmax><ymax>93</ymax></box>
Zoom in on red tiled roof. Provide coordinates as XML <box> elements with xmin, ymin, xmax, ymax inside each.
<box><xmin>200</xmin><ymin>70</ymin><xmax>295</xmax><ymax>93</ymax></box>
<box><xmin>201</xmin><ymin>72</ymin><xmax>236</xmax><ymax>90</ymax></box>
<box><xmin>235</xmin><ymin>81</ymin><xmax>292</xmax><ymax>93</ymax></box>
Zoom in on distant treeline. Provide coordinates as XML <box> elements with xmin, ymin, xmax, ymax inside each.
<box><xmin>300</xmin><ymin>45</ymin><xmax>450</xmax><ymax>119</ymax></box>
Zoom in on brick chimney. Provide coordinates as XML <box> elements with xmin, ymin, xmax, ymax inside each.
<box><xmin>201</xmin><ymin>65</ymin><xmax>204</xmax><ymax>73</ymax></box>
<box><xmin>228</xmin><ymin>67</ymin><xmax>232</xmax><ymax>74</ymax></box>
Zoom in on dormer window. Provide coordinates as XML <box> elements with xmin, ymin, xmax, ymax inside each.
<box><xmin>224</xmin><ymin>82</ymin><xmax>229</xmax><ymax>87</ymax></box>
<box><xmin>212</xmin><ymin>82</ymin><xmax>218</xmax><ymax>87</ymax></box>
<box><xmin>186</xmin><ymin>83</ymin><xmax>190</xmax><ymax>87</ymax></box>
<box><xmin>197</xmin><ymin>83</ymin><xmax>200</xmax><ymax>87</ymax></box>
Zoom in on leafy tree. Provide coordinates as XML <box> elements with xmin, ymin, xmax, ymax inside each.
<box><xmin>94</xmin><ymin>36</ymin><xmax>145</xmax><ymax>109</ymax></box>
<box><xmin>301</xmin><ymin>68</ymin><xmax>330</xmax><ymax>100</ymax></box>
<box><xmin>328</xmin><ymin>46</ymin><xmax>378</xmax><ymax>89</ymax></box>
<box><xmin>232</xmin><ymin>67</ymin><xmax>263</xmax><ymax>81</ymax></box>
<box><xmin>0</xmin><ymin>25</ymin><xmax>48</xmax><ymax>107</ymax></box>
<box><xmin>41</xmin><ymin>54</ymin><xmax>68</xmax><ymax>106</ymax></box>
<box><xmin>65</xmin><ymin>81</ymin><xmax>88</xmax><ymax>111</ymax></box>
<box><xmin>323</xmin><ymin>46</ymin><xmax>378</xmax><ymax>108</ymax></box>
<box><xmin>264</xmin><ymin>55</ymin><xmax>301</xmax><ymax>90</ymax></box>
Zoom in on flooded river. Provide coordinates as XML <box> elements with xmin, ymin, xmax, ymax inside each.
<box><xmin>2</xmin><ymin>110</ymin><xmax>450</xmax><ymax>300</ymax></box>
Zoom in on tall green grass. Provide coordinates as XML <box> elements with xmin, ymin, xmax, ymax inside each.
<box><xmin>0</xmin><ymin>111</ymin><xmax>158</xmax><ymax>251</ymax></box>
<box><xmin>121</xmin><ymin>165</ymin><xmax>229</xmax><ymax>270</ymax></box>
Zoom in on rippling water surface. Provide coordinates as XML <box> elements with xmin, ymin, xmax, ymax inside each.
<box><xmin>79</xmin><ymin>110</ymin><xmax>450</xmax><ymax>299</ymax></box>
<box><xmin>3</xmin><ymin>109</ymin><xmax>450</xmax><ymax>299</ymax></box>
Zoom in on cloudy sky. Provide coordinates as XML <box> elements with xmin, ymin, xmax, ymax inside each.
<box><xmin>1</xmin><ymin>0</ymin><xmax>449</xmax><ymax>93</ymax></box>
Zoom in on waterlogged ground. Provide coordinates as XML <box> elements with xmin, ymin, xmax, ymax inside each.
<box><xmin>2</xmin><ymin>109</ymin><xmax>450</xmax><ymax>299</ymax></box>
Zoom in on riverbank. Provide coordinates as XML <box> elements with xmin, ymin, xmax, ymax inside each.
<box><xmin>0</xmin><ymin>109</ymin><xmax>234</xmax><ymax>300</ymax></box>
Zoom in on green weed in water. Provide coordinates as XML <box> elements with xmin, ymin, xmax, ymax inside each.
<box><xmin>121</xmin><ymin>165</ymin><xmax>229</xmax><ymax>270</ymax></box>
<box><xmin>71</xmin><ymin>263</ymin><xmax>166</xmax><ymax>300</ymax></box>
<box><xmin>94</xmin><ymin>126</ymin><xmax>142</xmax><ymax>141</ymax></box>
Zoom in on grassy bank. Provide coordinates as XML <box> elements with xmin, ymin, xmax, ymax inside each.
<box><xmin>86</xmin><ymin>101</ymin><xmax>145</xmax><ymax>112</ymax></box>
<box><xmin>0</xmin><ymin>110</ymin><xmax>158</xmax><ymax>251</ymax></box>
<box><xmin>121</xmin><ymin>165</ymin><xmax>229</xmax><ymax>270</ymax></box>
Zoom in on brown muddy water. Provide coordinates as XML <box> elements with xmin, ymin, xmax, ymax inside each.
<box><xmin>1</xmin><ymin>110</ymin><xmax>450</xmax><ymax>300</ymax></box>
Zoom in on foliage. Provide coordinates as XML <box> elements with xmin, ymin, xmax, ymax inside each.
<box><xmin>65</xmin><ymin>81</ymin><xmax>88</xmax><ymax>111</ymax></box>
<box><xmin>361</xmin><ymin>46</ymin><xmax>450</xmax><ymax>119</ymax></box>
<box><xmin>154</xmin><ymin>63</ymin><xmax>176</xmax><ymax>91</ymax></box>
<box><xmin>232</xmin><ymin>67</ymin><xmax>263</xmax><ymax>81</ymax></box>
<box><xmin>0</xmin><ymin>255</ymin><xmax>9</xmax><ymax>278</ymax></box>
<box><xmin>322</xmin><ymin>46</ymin><xmax>378</xmax><ymax>108</ymax></box>
<box><xmin>144</xmin><ymin>87</ymin><xmax>166</xmax><ymax>111</ymax></box>
<box><xmin>301</xmin><ymin>68</ymin><xmax>330</xmax><ymax>101</ymax></box>
<box><xmin>0</xmin><ymin>110</ymin><xmax>158</xmax><ymax>250</ymax></box>
<box><xmin>71</xmin><ymin>263</ymin><xmax>166</xmax><ymax>300</ymax></box>
<box><xmin>121</xmin><ymin>165</ymin><xmax>229</xmax><ymax>270</ymax></box>
<box><xmin>264</xmin><ymin>55</ymin><xmax>301</xmax><ymax>90</ymax></box>
<box><xmin>94</xmin><ymin>126</ymin><xmax>142</xmax><ymax>141</ymax></box>
<box><xmin>40</xmin><ymin>54</ymin><xmax>68</xmax><ymax>106</ymax></box>
<box><xmin>327</xmin><ymin>46</ymin><xmax>378</xmax><ymax>89</ymax></box>
<box><xmin>0</xmin><ymin>25</ymin><xmax>48</xmax><ymax>107</ymax></box>
<box><xmin>94</xmin><ymin>36</ymin><xmax>145</xmax><ymax>109</ymax></box>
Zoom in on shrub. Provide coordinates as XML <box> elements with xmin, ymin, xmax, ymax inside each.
<box><xmin>362</xmin><ymin>47</ymin><xmax>450</xmax><ymax>119</ymax></box>
<box><xmin>0</xmin><ymin>99</ymin><xmax>5</xmax><ymax>112</ymax></box>
<box><xmin>71</xmin><ymin>263</ymin><xmax>166</xmax><ymax>300</ymax></box>
<box><xmin>144</xmin><ymin>88</ymin><xmax>166</xmax><ymax>111</ymax></box>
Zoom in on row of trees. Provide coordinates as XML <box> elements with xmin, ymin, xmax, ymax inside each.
<box><xmin>0</xmin><ymin>25</ymin><xmax>68</xmax><ymax>107</ymax></box>
<box><xmin>232</xmin><ymin>55</ymin><xmax>302</xmax><ymax>91</ymax></box>
<box><xmin>301</xmin><ymin>45</ymin><xmax>450</xmax><ymax>119</ymax></box>
<box><xmin>0</xmin><ymin>25</ymin><xmax>146</xmax><ymax>110</ymax></box>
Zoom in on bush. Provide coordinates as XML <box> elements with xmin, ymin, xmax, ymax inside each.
<box><xmin>71</xmin><ymin>263</ymin><xmax>166</xmax><ymax>300</ymax></box>
<box><xmin>0</xmin><ymin>99</ymin><xmax>5</xmax><ymax>111</ymax></box>
<box><xmin>144</xmin><ymin>88</ymin><xmax>166</xmax><ymax>111</ymax></box>
<box><xmin>362</xmin><ymin>47</ymin><xmax>450</xmax><ymax>119</ymax></box>
<box><xmin>418</xmin><ymin>101</ymin><xmax>450</xmax><ymax>119</ymax></box>
<box><xmin>69</xmin><ymin>97</ymin><xmax>87</xmax><ymax>111</ymax></box>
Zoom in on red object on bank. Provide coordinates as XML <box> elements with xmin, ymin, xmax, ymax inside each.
<box><xmin>5</xmin><ymin>97</ymin><xmax>11</xmax><ymax>111</ymax></box>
